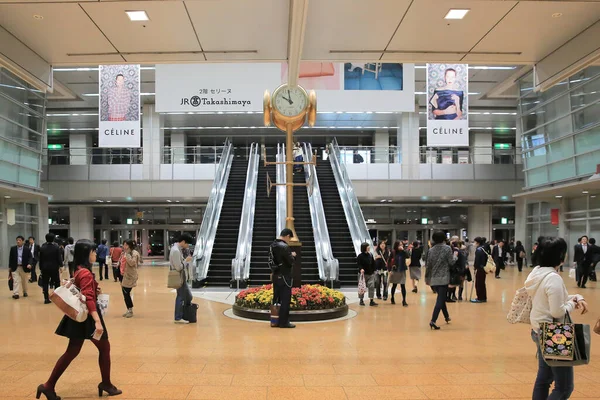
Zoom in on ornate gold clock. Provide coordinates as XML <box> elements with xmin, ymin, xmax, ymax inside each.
<box><xmin>264</xmin><ymin>84</ymin><xmax>316</xmax><ymax>131</ymax></box>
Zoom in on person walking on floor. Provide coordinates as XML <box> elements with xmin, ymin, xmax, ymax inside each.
<box><xmin>63</xmin><ymin>237</ymin><xmax>75</xmax><ymax>278</ymax></box>
<box><xmin>38</xmin><ymin>233</ymin><xmax>62</xmax><ymax>305</ymax></box>
<box><xmin>574</xmin><ymin>235</ymin><xmax>592</xmax><ymax>288</ymax></box>
<box><xmin>389</xmin><ymin>240</ymin><xmax>408</xmax><ymax>306</ymax></box>
<box><xmin>170</xmin><ymin>234</ymin><xmax>194</xmax><ymax>324</ymax></box>
<box><xmin>37</xmin><ymin>239</ymin><xmax>121</xmax><ymax>399</ymax></box>
<box><xmin>96</xmin><ymin>239</ymin><xmax>109</xmax><ymax>281</ymax></box>
<box><xmin>514</xmin><ymin>240</ymin><xmax>526</xmax><ymax>272</ymax></box>
<box><xmin>9</xmin><ymin>235</ymin><xmax>31</xmax><ymax>300</ymax></box>
<box><xmin>409</xmin><ymin>241</ymin><xmax>423</xmax><ymax>293</ymax></box>
<box><xmin>28</xmin><ymin>236</ymin><xmax>40</xmax><ymax>284</ymax></box>
<box><xmin>109</xmin><ymin>242</ymin><xmax>123</xmax><ymax>282</ymax></box>
<box><xmin>492</xmin><ymin>240</ymin><xmax>507</xmax><ymax>279</ymax></box>
<box><xmin>374</xmin><ymin>241</ymin><xmax>390</xmax><ymax>301</ymax></box>
<box><xmin>121</xmin><ymin>239</ymin><xmax>140</xmax><ymax>318</ymax></box>
<box><xmin>471</xmin><ymin>237</ymin><xmax>489</xmax><ymax>303</ymax></box>
<box><xmin>270</xmin><ymin>228</ymin><xmax>297</xmax><ymax>328</ymax></box>
<box><xmin>357</xmin><ymin>242</ymin><xmax>377</xmax><ymax>307</ymax></box>
<box><xmin>525</xmin><ymin>236</ymin><xmax>588</xmax><ymax>400</ymax></box>
<box><xmin>589</xmin><ymin>238</ymin><xmax>599</xmax><ymax>282</ymax></box>
<box><xmin>424</xmin><ymin>231</ymin><xmax>457</xmax><ymax>330</ymax></box>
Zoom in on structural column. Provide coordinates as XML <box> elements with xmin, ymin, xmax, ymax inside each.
<box><xmin>397</xmin><ymin>108</ymin><xmax>420</xmax><ymax>179</ymax></box>
<box><xmin>37</xmin><ymin>196</ymin><xmax>49</xmax><ymax>240</ymax></box>
<box><xmin>69</xmin><ymin>133</ymin><xmax>92</xmax><ymax>165</ymax></box>
<box><xmin>142</xmin><ymin>104</ymin><xmax>164</xmax><ymax>180</ymax></box>
<box><xmin>514</xmin><ymin>197</ymin><xmax>528</xmax><ymax>249</ymax></box>
<box><xmin>171</xmin><ymin>132</ymin><xmax>187</xmax><ymax>164</ymax></box>
<box><xmin>0</xmin><ymin>197</ymin><xmax>8</xmax><ymax>269</ymax></box>
<box><xmin>468</xmin><ymin>205</ymin><xmax>492</xmax><ymax>241</ymax></box>
<box><xmin>141</xmin><ymin>229</ymin><xmax>149</xmax><ymax>259</ymax></box>
<box><xmin>471</xmin><ymin>133</ymin><xmax>492</xmax><ymax>164</ymax></box>
<box><xmin>69</xmin><ymin>206</ymin><xmax>94</xmax><ymax>241</ymax></box>
<box><xmin>373</xmin><ymin>130</ymin><xmax>389</xmax><ymax>163</ymax></box>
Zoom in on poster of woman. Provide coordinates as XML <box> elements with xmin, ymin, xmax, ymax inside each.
<box><xmin>426</xmin><ymin>64</ymin><xmax>469</xmax><ymax>147</ymax></box>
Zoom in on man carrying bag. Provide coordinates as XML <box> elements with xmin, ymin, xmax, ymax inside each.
<box><xmin>269</xmin><ymin>229</ymin><xmax>296</xmax><ymax>329</ymax></box>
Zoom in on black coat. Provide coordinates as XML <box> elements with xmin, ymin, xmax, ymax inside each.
<box><xmin>410</xmin><ymin>247</ymin><xmax>423</xmax><ymax>267</ymax></box>
<box><xmin>492</xmin><ymin>246</ymin><xmax>507</xmax><ymax>268</ymax></box>
<box><xmin>270</xmin><ymin>239</ymin><xmax>295</xmax><ymax>277</ymax></box>
<box><xmin>473</xmin><ymin>247</ymin><xmax>488</xmax><ymax>270</ymax></box>
<box><xmin>356</xmin><ymin>252</ymin><xmax>375</xmax><ymax>275</ymax></box>
<box><xmin>9</xmin><ymin>245</ymin><xmax>31</xmax><ymax>272</ymax></box>
<box><xmin>38</xmin><ymin>242</ymin><xmax>63</xmax><ymax>272</ymax></box>
<box><xmin>28</xmin><ymin>243</ymin><xmax>40</xmax><ymax>267</ymax></box>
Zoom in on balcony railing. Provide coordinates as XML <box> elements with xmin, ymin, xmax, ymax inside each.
<box><xmin>46</xmin><ymin>148</ymin><xmax>143</xmax><ymax>165</ymax></box>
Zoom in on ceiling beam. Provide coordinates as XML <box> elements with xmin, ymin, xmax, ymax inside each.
<box><xmin>286</xmin><ymin>0</ymin><xmax>309</xmax><ymax>86</ymax></box>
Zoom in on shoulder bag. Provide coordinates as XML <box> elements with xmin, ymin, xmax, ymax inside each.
<box><xmin>49</xmin><ymin>272</ymin><xmax>89</xmax><ymax>322</ymax></box>
<box><xmin>507</xmin><ymin>273</ymin><xmax>553</xmax><ymax>324</ymax></box>
<box><xmin>539</xmin><ymin>312</ymin><xmax>591</xmax><ymax>367</ymax></box>
<box><xmin>483</xmin><ymin>249</ymin><xmax>496</xmax><ymax>274</ymax></box>
<box><xmin>167</xmin><ymin>268</ymin><xmax>184</xmax><ymax>289</ymax></box>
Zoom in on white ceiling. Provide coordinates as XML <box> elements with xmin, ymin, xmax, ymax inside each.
<box><xmin>1</xmin><ymin>0</ymin><xmax>600</xmax><ymax>65</ymax></box>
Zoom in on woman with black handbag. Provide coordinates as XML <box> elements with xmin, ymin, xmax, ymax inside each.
<box><xmin>37</xmin><ymin>239</ymin><xmax>121</xmax><ymax>399</ymax></box>
<box><xmin>525</xmin><ymin>236</ymin><xmax>588</xmax><ymax>400</ymax></box>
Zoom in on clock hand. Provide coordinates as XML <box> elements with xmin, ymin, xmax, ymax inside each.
<box><xmin>282</xmin><ymin>95</ymin><xmax>293</xmax><ymax>105</ymax></box>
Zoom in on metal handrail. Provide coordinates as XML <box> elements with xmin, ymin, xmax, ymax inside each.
<box><xmin>302</xmin><ymin>143</ymin><xmax>339</xmax><ymax>282</ymax></box>
<box><xmin>276</xmin><ymin>143</ymin><xmax>286</xmax><ymax>236</ymax></box>
<box><xmin>329</xmin><ymin>138</ymin><xmax>375</xmax><ymax>257</ymax></box>
<box><xmin>191</xmin><ymin>139</ymin><xmax>233</xmax><ymax>282</ymax></box>
<box><xmin>231</xmin><ymin>143</ymin><xmax>259</xmax><ymax>284</ymax></box>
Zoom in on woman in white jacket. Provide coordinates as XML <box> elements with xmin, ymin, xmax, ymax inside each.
<box><xmin>524</xmin><ymin>236</ymin><xmax>589</xmax><ymax>400</ymax></box>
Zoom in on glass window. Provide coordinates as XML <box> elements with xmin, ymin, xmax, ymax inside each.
<box><xmin>548</xmin><ymin>159</ymin><xmax>576</xmax><ymax>183</ymax></box>
<box><xmin>575</xmin><ymin>150</ymin><xmax>600</xmax><ymax>176</ymax></box>
<box><xmin>546</xmin><ymin>138</ymin><xmax>574</xmax><ymax>163</ymax></box>
<box><xmin>520</xmin><ymin>79</ymin><xmax>569</xmax><ymax>114</ymax></box>
<box><xmin>574</xmin><ymin>125</ymin><xmax>600</xmax><ymax>154</ymax></box>
<box><xmin>526</xmin><ymin>167</ymin><xmax>548</xmax><ymax>187</ymax></box>
<box><xmin>572</xmin><ymin>101</ymin><xmax>600</xmax><ymax>131</ymax></box>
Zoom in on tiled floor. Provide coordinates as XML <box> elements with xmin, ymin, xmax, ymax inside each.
<box><xmin>2</xmin><ymin>266</ymin><xmax>599</xmax><ymax>399</ymax></box>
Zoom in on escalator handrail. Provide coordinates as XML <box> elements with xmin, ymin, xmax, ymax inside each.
<box><xmin>302</xmin><ymin>143</ymin><xmax>339</xmax><ymax>282</ymax></box>
<box><xmin>276</xmin><ymin>143</ymin><xmax>286</xmax><ymax>237</ymax></box>
<box><xmin>329</xmin><ymin>138</ymin><xmax>375</xmax><ymax>257</ymax></box>
<box><xmin>192</xmin><ymin>139</ymin><xmax>233</xmax><ymax>281</ymax></box>
<box><xmin>231</xmin><ymin>143</ymin><xmax>260</xmax><ymax>282</ymax></box>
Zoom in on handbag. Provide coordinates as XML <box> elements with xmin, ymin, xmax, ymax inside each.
<box><xmin>167</xmin><ymin>269</ymin><xmax>184</xmax><ymax>289</ymax></box>
<box><xmin>8</xmin><ymin>272</ymin><xmax>13</xmax><ymax>291</ymax></box>
<box><xmin>483</xmin><ymin>250</ymin><xmax>496</xmax><ymax>274</ymax></box>
<box><xmin>539</xmin><ymin>313</ymin><xmax>591</xmax><ymax>367</ymax></box>
<box><xmin>270</xmin><ymin>303</ymin><xmax>280</xmax><ymax>327</ymax></box>
<box><xmin>507</xmin><ymin>273</ymin><xmax>553</xmax><ymax>324</ymax></box>
<box><xmin>50</xmin><ymin>278</ymin><xmax>89</xmax><ymax>322</ymax></box>
<box><xmin>569</xmin><ymin>268</ymin><xmax>577</xmax><ymax>280</ymax></box>
<box><xmin>519</xmin><ymin>250</ymin><xmax>526</xmax><ymax>259</ymax></box>
<box><xmin>358</xmin><ymin>272</ymin><xmax>366</xmax><ymax>296</ymax></box>
<box><xmin>594</xmin><ymin>318</ymin><xmax>600</xmax><ymax>335</ymax></box>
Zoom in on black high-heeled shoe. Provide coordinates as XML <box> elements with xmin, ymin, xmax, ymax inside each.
<box><xmin>429</xmin><ymin>322</ymin><xmax>440</xmax><ymax>330</ymax></box>
<box><xmin>445</xmin><ymin>317</ymin><xmax>451</xmax><ymax>324</ymax></box>
<box><xmin>390</xmin><ymin>297</ymin><xmax>395</xmax><ymax>304</ymax></box>
<box><xmin>36</xmin><ymin>384</ymin><xmax>61</xmax><ymax>400</ymax></box>
<box><xmin>98</xmin><ymin>383</ymin><xmax>122</xmax><ymax>397</ymax></box>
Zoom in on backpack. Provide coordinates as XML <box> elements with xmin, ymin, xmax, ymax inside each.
<box><xmin>482</xmin><ymin>249</ymin><xmax>496</xmax><ymax>274</ymax></box>
<box><xmin>267</xmin><ymin>243</ymin><xmax>281</xmax><ymax>273</ymax></box>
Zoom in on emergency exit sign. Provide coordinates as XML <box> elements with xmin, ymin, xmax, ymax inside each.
<box><xmin>494</xmin><ymin>143</ymin><xmax>512</xmax><ymax>150</ymax></box>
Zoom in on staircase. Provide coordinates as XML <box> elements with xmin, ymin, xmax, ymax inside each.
<box><xmin>248</xmin><ymin>161</ymin><xmax>277</xmax><ymax>286</ymax></box>
<box><xmin>206</xmin><ymin>158</ymin><xmax>248</xmax><ymax>286</ymax></box>
<box><xmin>316</xmin><ymin>159</ymin><xmax>358</xmax><ymax>286</ymax></box>
<box><xmin>293</xmin><ymin>171</ymin><xmax>320</xmax><ymax>284</ymax></box>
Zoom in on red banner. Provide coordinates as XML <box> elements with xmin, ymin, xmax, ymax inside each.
<box><xmin>551</xmin><ymin>208</ymin><xmax>559</xmax><ymax>226</ymax></box>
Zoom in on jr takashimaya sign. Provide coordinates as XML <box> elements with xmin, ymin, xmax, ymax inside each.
<box><xmin>426</xmin><ymin>64</ymin><xmax>469</xmax><ymax>147</ymax></box>
<box><xmin>99</xmin><ymin>65</ymin><xmax>141</xmax><ymax>148</ymax></box>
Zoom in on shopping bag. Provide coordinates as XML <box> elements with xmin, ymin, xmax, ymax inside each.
<box><xmin>507</xmin><ymin>286</ymin><xmax>532</xmax><ymax>324</ymax></box>
<box><xmin>50</xmin><ymin>280</ymin><xmax>89</xmax><ymax>322</ymax></box>
<box><xmin>569</xmin><ymin>268</ymin><xmax>576</xmax><ymax>280</ymax></box>
<box><xmin>358</xmin><ymin>272</ymin><xmax>366</xmax><ymax>296</ymax></box>
<box><xmin>540</xmin><ymin>313</ymin><xmax>591</xmax><ymax>367</ymax></box>
<box><xmin>270</xmin><ymin>304</ymin><xmax>280</xmax><ymax>327</ymax></box>
<box><xmin>97</xmin><ymin>293</ymin><xmax>110</xmax><ymax>317</ymax></box>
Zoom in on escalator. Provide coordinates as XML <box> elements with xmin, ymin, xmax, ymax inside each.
<box><xmin>205</xmin><ymin>157</ymin><xmax>248</xmax><ymax>286</ymax></box>
<box><xmin>248</xmin><ymin>161</ymin><xmax>277</xmax><ymax>285</ymax></box>
<box><xmin>293</xmin><ymin>171</ymin><xmax>320</xmax><ymax>284</ymax></box>
<box><xmin>316</xmin><ymin>158</ymin><xmax>358</xmax><ymax>285</ymax></box>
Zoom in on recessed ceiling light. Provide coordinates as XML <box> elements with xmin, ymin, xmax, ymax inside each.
<box><xmin>445</xmin><ymin>9</ymin><xmax>470</xmax><ymax>19</ymax></box>
<box><xmin>552</xmin><ymin>13</ymin><xmax>563</xmax><ymax>18</ymax></box>
<box><xmin>592</xmin><ymin>195</ymin><xmax>597</xmax><ymax>198</ymax></box>
<box><xmin>33</xmin><ymin>14</ymin><xmax>44</xmax><ymax>20</ymax></box>
<box><xmin>582</xmin><ymin>191</ymin><xmax>589</xmax><ymax>194</ymax></box>
<box><xmin>4</xmin><ymin>195</ymin><xmax>10</xmax><ymax>199</ymax></box>
<box><xmin>555</xmin><ymin>195</ymin><xmax>563</xmax><ymax>199</ymax></box>
<box><xmin>126</xmin><ymin>10</ymin><xmax>149</xmax><ymax>21</ymax></box>
<box><xmin>166</xmin><ymin>199</ymin><xmax>172</xmax><ymax>203</ymax></box>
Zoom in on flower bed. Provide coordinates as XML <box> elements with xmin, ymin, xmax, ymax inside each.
<box><xmin>235</xmin><ymin>284</ymin><xmax>346</xmax><ymax>310</ymax></box>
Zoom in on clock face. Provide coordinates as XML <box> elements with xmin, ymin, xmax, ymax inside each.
<box><xmin>273</xmin><ymin>85</ymin><xmax>308</xmax><ymax>117</ymax></box>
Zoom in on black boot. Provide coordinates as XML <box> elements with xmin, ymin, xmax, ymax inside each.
<box><xmin>370</xmin><ymin>299</ymin><xmax>378</xmax><ymax>307</ymax></box>
<box><xmin>359</xmin><ymin>299</ymin><xmax>365</xmax><ymax>306</ymax></box>
<box><xmin>391</xmin><ymin>296</ymin><xmax>395</xmax><ymax>305</ymax></box>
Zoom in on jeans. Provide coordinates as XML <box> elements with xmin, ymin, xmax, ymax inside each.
<box><xmin>531</xmin><ymin>330</ymin><xmax>574</xmax><ymax>399</ymax></box>
<box><xmin>375</xmin><ymin>271</ymin><xmax>388</xmax><ymax>299</ymax></box>
<box><xmin>430</xmin><ymin>285</ymin><xmax>449</xmax><ymax>323</ymax></box>
<box><xmin>122</xmin><ymin>286</ymin><xmax>134</xmax><ymax>309</ymax></box>
<box><xmin>98</xmin><ymin>258</ymin><xmax>109</xmax><ymax>280</ymax></box>
<box><xmin>174</xmin><ymin>282</ymin><xmax>193</xmax><ymax>321</ymax></box>
<box><xmin>273</xmin><ymin>275</ymin><xmax>292</xmax><ymax>326</ymax></box>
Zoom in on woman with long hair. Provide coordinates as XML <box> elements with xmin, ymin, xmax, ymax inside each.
<box><xmin>525</xmin><ymin>236</ymin><xmax>588</xmax><ymax>399</ymax></box>
<box><xmin>374</xmin><ymin>241</ymin><xmax>390</xmax><ymax>301</ymax></box>
<box><xmin>121</xmin><ymin>239</ymin><xmax>140</xmax><ymax>318</ymax></box>
<box><xmin>389</xmin><ymin>241</ymin><xmax>409</xmax><ymax>306</ymax></box>
<box><xmin>424</xmin><ymin>231</ymin><xmax>456</xmax><ymax>330</ymax></box>
<box><xmin>409</xmin><ymin>241</ymin><xmax>423</xmax><ymax>293</ymax></box>
<box><xmin>514</xmin><ymin>240</ymin><xmax>526</xmax><ymax>272</ymax></box>
<box><xmin>37</xmin><ymin>239</ymin><xmax>121</xmax><ymax>399</ymax></box>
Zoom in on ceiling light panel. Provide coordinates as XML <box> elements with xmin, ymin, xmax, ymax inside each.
<box><xmin>445</xmin><ymin>9</ymin><xmax>470</xmax><ymax>19</ymax></box>
<box><xmin>126</xmin><ymin>11</ymin><xmax>149</xmax><ymax>21</ymax></box>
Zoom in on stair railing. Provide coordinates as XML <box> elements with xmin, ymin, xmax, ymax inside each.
<box><xmin>328</xmin><ymin>138</ymin><xmax>375</xmax><ymax>257</ymax></box>
<box><xmin>302</xmin><ymin>142</ymin><xmax>339</xmax><ymax>283</ymax></box>
<box><xmin>231</xmin><ymin>143</ymin><xmax>260</xmax><ymax>286</ymax></box>
<box><xmin>276</xmin><ymin>143</ymin><xmax>286</xmax><ymax>237</ymax></box>
<box><xmin>191</xmin><ymin>139</ymin><xmax>233</xmax><ymax>283</ymax></box>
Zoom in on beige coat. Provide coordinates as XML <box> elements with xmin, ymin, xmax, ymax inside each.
<box><xmin>122</xmin><ymin>250</ymin><xmax>140</xmax><ymax>288</ymax></box>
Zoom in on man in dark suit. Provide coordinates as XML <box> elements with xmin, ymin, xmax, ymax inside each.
<box><xmin>27</xmin><ymin>236</ymin><xmax>40</xmax><ymax>283</ymax></box>
<box><xmin>492</xmin><ymin>240</ymin><xmax>507</xmax><ymax>279</ymax></box>
<box><xmin>38</xmin><ymin>233</ymin><xmax>63</xmax><ymax>304</ymax></box>
<box><xmin>574</xmin><ymin>235</ymin><xmax>592</xmax><ymax>288</ymax></box>
<box><xmin>9</xmin><ymin>235</ymin><xmax>31</xmax><ymax>299</ymax></box>
<box><xmin>588</xmin><ymin>238</ymin><xmax>599</xmax><ymax>282</ymax></box>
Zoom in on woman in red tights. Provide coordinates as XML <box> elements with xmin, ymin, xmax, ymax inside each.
<box><xmin>37</xmin><ymin>239</ymin><xmax>121</xmax><ymax>399</ymax></box>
